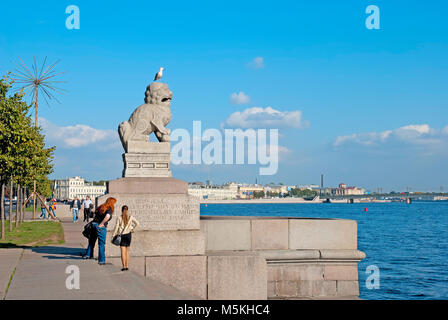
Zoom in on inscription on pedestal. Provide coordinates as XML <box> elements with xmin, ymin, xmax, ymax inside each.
<box><xmin>123</xmin><ymin>152</ymin><xmax>172</xmax><ymax>178</ymax></box>
<box><xmin>98</xmin><ymin>193</ymin><xmax>200</xmax><ymax>231</ymax></box>
<box><xmin>131</xmin><ymin>197</ymin><xmax>198</xmax><ymax>229</ymax></box>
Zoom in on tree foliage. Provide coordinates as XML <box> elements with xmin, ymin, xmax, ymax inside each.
<box><xmin>253</xmin><ymin>191</ymin><xmax>265</xmax><ymax>199</ymax></box>
<box><xmin>0</xmin><ymin>74</ymin><xmax>55</xmax><ymax>189</ymax></box>
<box><xmin>290</xmin><ymin>188</ymin><xmax>318</xmax><ymax>198</ymax></box>
<box><xmin>266</xmin><ymin>191</ymin><xmax>280</xmax><ymax>198</ymax></box>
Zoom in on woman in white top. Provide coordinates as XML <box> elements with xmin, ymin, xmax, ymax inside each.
<box><xmin>112</xmin><ymin>205</ymin><xmax>139</xmax><ymax>271</ymax></box>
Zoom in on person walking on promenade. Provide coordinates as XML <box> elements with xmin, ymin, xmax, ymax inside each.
<box><xmin>112</xmin><ymin>205</ymin><xmax>139</xmax><ymax>271</ymax></box>
<box><xmin>49</xmin><ymin>197</ymin><xmax>57</xmax><ymax>219</ymax></box>
<box><xmin>82</xmin><ymin>196</ymin><xmax>93</xmax><ymax>222</ymax></box>
<box><xmin>70</xmin><ymin>197</ymin><xmax>81</xmax><ymax>223</ymax></box>
<box><xmin>39</xmin><ymin>198</ymin><xmax>48</xmax><ymax>219</ymax></box>
<box><xmin>83</xmin><ymin>197</ymin><xmax>116</xmax><ymax>265</ymax></box>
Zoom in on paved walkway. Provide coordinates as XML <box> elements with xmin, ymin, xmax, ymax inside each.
<box><xmin>1</xmin><ymin>216</ymin><xmax>196</xmax><ymax>300</ymax></box>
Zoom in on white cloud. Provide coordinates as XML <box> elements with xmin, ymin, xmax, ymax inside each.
<box><xmin>267</xmin><ymin>145</ymin><xmax>291</xmax><ymax>160</ymax></box>
<box><xmin>278</xmin><ymin>146</ymin><xmax>291</xmax><ymax>154</ymax></box>
<box><xmin>334</xmin><ymin>124</ymin><xmax>448</xmax><ymax>149</ymax></box>
<box><xmin>230</xmin><ymin>92</ymin><xmax>250</xmax><ymax>105</ymax></box>
<box><xmin>333</xmin><ymin>131</ymin><xmax>392</xmax><ymax>147</ymax></box>
<box><xmin>222</xmin><ymin>106</ymin><xmax>309</xmax><ymax>129</ymax></box>
<box><xmin>248</xmin><ymin>57</ymin><xmax>264</xmax><ymax>69</ymax></box>
<box><xmin>40</xmin><ymin>118</ymin><xmax>119</xmax><ymax>149</ymax></box>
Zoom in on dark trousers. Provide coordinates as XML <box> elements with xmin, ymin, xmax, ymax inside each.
<box><xmin>83</xmin><ymin>208</ymin><xmax>90</xmax><ymax>222</ymax></box>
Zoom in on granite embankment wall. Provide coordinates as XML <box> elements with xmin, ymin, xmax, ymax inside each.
<box><xmin>105</xmin><ymin>216</ymin><xmax>365</xmax><ymax>299</ymax></box>
<box><xmin>201</xmin><ymin>217</ymin><xmax>365</xmax><ymax>299</ymax></box>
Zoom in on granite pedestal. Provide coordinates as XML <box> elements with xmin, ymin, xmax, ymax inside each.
<box><xmin>122</xmin><ymin>141</ymin><xmax>171</xmax><ymax>178</ymax></box>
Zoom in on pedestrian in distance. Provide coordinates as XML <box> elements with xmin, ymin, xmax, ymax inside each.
<box><xmin>49</xmin><ymin>197</ymin><xmax>57</xmax><ymax>219</ymax></box>
<box><xmin>111</xmin><ymin>205</ymin><xmax>139</xmax><ymax>271</ymax></box>
<box><xmin>70</xmin><ymin>197</ymin><xmax>81</xmax><ymax>223</ymax></box>
<box><xmin>83</xmin><ymin>197</ymin><xmax>116</xmax><ymax>265</ymax></box>
<box><xmin>39</xmin><ymin>198</ymin><xmax>48</xmax><ymax>219</ymax></box>
<box><xmin>82</xmin><ymin>196</ymin><xmax>93</xmax><ymax>222</ymax></box>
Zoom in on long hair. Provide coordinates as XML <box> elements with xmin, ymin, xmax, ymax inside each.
<box><xmin>121</xmin><ymin>205</ymin><xmax>129</xmax><ymax>226</ymax></box>
<box><xmin>97</xmin><ymin>197</ymin><xmax>117</xmax><ymax>215</ymax></box>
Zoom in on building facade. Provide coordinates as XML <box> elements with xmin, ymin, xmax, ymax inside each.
<box><xmin>55</xmin><ymin>176</ymin><xmax>106</xmax><ymax>201</ymax></box>
<box><xmin>238</xmin><ymin>184</ymin><xmax>265</xmax><ymax>199</ymax></box>
<box><xmin>264</xmin><ymin>185</ymin><xmax>293</xmax><ymax>196</ymax></box>
<box><xmin>321</xmin><ymin>183</ymin><xmax>366</xmax><ymax>196</ymax></box>
<box><xmin>188</xmin><ymin>183</ymin><xmax>239</xmax><ymax>200</ymax></box>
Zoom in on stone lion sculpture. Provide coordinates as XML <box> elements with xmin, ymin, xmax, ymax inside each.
<box><xmin>118</xmin><ymin>82</ymin><xmax>173</xmax><ymax>150</ymax></box>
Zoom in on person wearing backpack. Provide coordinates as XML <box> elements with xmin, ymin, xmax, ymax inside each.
<box><xmin>49</xmin><ymin>197</ymin><xmax>57</xmax><ymax>219</ymax></box>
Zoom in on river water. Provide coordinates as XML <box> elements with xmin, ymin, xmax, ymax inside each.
<box><xmin>200</xmin><ymin>201</ymin><xmax>448</xmax><ymax>300</ymax></box>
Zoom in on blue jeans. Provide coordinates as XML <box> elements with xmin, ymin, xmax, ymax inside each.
<box><xmin>85</xmin><ymin>222</ymin><xmax>107</xmax><ymax>263</ymax></box>
<box><xmin>40</xmin><ymin>208</ymin><xmax>47</xmax><ymax>219</ymax></box>
<box><xmin>72</xmin><ymin>208</ymin><xmax>79</xmax><ymax>222</ymax></box>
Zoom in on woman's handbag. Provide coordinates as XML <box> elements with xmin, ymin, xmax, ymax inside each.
<box><xmin>112</xmin><ymin>217</ymin><xmax>126</xmax><ymax>246</ymax></box>
<box><xmin>112</xmin><ymin>234</ymin><xmax>121</xmax><ymax>246</ymax></box>
<box><xmin>82</xmin><ymin>221</ymin><xmax>93</xmax><ymax>239</ymax></box>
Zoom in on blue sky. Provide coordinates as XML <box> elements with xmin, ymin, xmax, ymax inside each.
<box><xmin>1</xmin><ymin>1</ymin><xmax>447</xmax><ymax>191</ymax></box>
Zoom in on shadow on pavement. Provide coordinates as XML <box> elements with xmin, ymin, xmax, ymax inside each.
<box><xmin>30</xmin><ymin>246</ymin><xmax>85</xmax><ymax>260</ymax></box>
<box><xmin>0</xmin><ymin>243</ymin><xmax>24</xmax><ymax>249</ymax></box>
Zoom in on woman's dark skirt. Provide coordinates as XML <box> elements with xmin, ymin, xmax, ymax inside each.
<box><xmin>120</xmin><ymin>233</ymin><xmax>132</xmax><ymax>247</ymax></box>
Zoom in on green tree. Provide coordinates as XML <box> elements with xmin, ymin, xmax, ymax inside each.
<box><xmin>36</xmin><ymin>176</ymin><xmax>53</xmax><ymax>198</ymax></box>
<box><xmin>266</xmin><ymin>191</ymin><xmax>280</xmax><ymax>198</ymax></box>
<box><xmin>253</xmin><ymin>190</ymin><xmax>265</xmax><ymax>199</ymax></box>
<box><xmin>290</xmin><ymin>188</ymin><xmax>318</xmax><ymax>198</ymax></box>
<box><xmin>0</xmin><ymin>74</ymin><xmax>55</xmax><ymax>238</ymax></box>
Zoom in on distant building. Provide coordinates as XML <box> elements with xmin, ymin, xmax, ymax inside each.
<box><xmin>188</xmin><ymin>181</ymin><xmax>365</xmax><ymax>200</ymax></box>
<box><xmin>264</xmin><ymin>184</ymin><xmax>290</xmax><ymax>196</ymax></box>
<box><xmin>238</xmin><ymin>184</ymin><xmax>265</xmax><ymax>199</ymax></box>
<box><xmin>321</xmin><ymin>182</ymin><xmax>366</xmax><ymax>196</ymax></box>
<box><xmin>295</xmin><ymin>184</ymin><xmax>320</xmax><ymax>190</ymax></box>
<box><xmin>55</xmin><ymin>176</ymin><xmax>106</xmax><ymax>201</ymax></box>
<box><xmin>188</xmin><ymin>183</ymin><xmax>239</xmax><ymax>200</ymax></box>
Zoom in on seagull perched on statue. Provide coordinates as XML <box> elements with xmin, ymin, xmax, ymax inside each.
<box><xmin>154</xmin><ymin>67</ymin><xmax>164</xmax><ymax>81</ymax></box>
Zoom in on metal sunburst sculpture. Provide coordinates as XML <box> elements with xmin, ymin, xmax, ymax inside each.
<box><xmin>12</xmin><ymin>56</ymin><xmax>65</xmax><ymax>127</ymax></box>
